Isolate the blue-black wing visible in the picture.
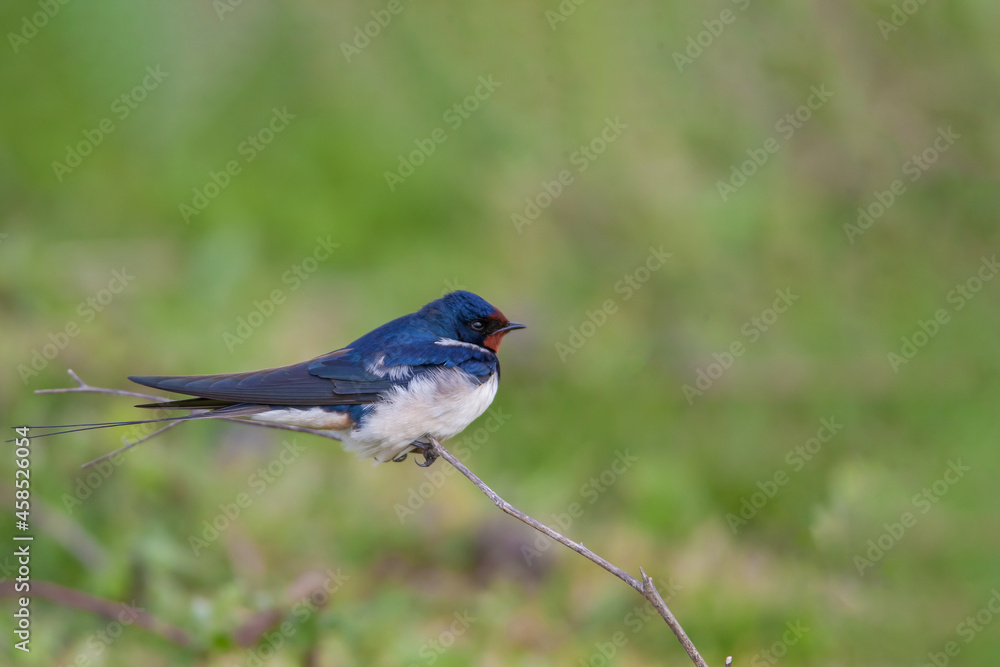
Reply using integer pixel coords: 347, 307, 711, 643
130, 348, 395, 406
130, 341, 499, 407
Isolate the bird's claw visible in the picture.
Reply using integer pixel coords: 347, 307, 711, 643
390, 441, 437, 466
410, 441, 438, 467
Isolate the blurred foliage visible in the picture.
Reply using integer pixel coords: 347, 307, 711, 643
2, 0, 1000, 665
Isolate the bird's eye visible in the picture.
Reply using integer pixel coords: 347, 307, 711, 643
470, 320, 485, 332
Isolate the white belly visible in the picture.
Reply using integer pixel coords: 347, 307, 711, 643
246, 369, 499, 464
349, 369, 498, 463
250, 407, 354, 431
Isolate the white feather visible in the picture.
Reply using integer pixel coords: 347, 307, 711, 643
347, 368, 498, 463
435, 338, 483, 352
250, 407, 353, 431
246, 368, 499, 465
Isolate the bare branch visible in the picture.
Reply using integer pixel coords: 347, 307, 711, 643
35, 369, 164, 401
640, 566, 710, 667
0, 572, 337, 653
0, 580, 190, 646
35, 370, 725, 665
429, 437, 713, 667
81, 420, 183, 469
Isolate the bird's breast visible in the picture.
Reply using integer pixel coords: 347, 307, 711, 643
358, 368, 498, 443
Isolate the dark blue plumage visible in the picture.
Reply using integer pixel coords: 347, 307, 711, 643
124, 291, 524, 464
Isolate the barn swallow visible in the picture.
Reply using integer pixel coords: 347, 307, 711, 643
28, 291, 524, 466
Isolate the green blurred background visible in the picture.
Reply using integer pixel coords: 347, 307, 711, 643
3, 0, 1000, 664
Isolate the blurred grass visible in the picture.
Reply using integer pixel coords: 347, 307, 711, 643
2, 0, 1000, 664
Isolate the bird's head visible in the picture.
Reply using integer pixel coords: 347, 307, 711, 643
420, 291, 525, 352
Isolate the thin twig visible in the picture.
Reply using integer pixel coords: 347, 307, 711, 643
431, 439, 641, 593
81, 421, 182, 469
0, 580, 191, 645
640, 566, 708, 665
428, 438, 712, 667
0, 573, 336, 653
35, 368, 163, 401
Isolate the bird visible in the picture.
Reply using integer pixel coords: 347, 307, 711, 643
27, 291, 524, 466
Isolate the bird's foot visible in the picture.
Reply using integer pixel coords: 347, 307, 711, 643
409, 440, 438, 467
391, 452, 408, 463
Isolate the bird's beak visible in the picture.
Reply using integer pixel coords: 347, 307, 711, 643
497, 322, 526, 333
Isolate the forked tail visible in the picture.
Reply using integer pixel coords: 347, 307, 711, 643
7, 402, 261, 442
7, 414, 210, 442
